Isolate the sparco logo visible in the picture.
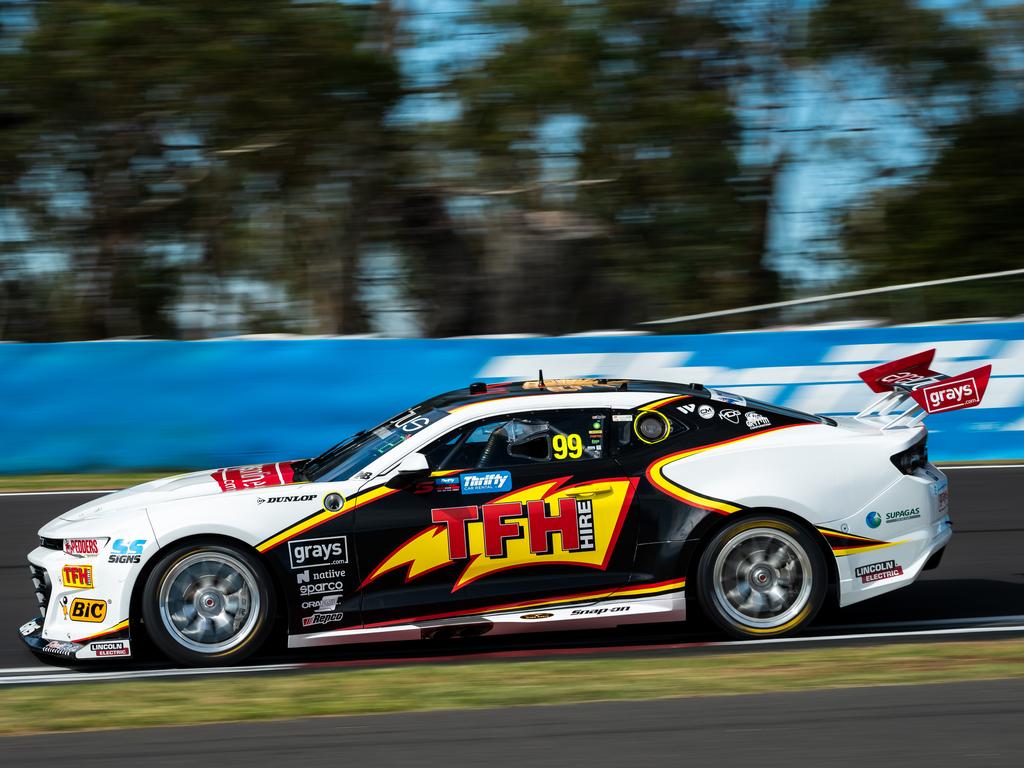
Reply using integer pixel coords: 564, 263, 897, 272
258, 494, 317, 505
854, 559, 904, 583
299, 581, 345, 596
287, 536, 348, 570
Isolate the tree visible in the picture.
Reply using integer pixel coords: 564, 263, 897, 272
399, 0, 776, 335
838, 110, 1024, 322
0, 0, 400, 339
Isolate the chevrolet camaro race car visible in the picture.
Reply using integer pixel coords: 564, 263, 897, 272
18, 349, 990, 666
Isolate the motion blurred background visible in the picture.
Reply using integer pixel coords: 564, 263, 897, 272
3, 0, 1024, 339
0, 0, 1022, 471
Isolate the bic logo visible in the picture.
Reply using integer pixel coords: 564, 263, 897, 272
61, 564, 94, 589
69, 598, 107, 623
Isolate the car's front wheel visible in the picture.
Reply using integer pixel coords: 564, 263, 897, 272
141, 539, 275, 666
696, 516, 826, 638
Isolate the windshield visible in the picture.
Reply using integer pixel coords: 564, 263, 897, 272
303, 405, 450, 482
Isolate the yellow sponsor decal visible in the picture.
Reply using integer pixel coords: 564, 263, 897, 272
364, 477, 636, 591
69, 598, 107, 623
61, 564, 94, 589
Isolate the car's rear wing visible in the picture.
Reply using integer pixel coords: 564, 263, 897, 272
855, 349, 991, 429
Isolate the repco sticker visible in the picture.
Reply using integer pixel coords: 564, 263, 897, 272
287, 536, 349, 570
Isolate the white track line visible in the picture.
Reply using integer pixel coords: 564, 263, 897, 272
939, 464, 1024, 470
705, 623, 1024, 649
0, 662, 303, 686
0, 489, 116, 497
2, 623, 1024, 686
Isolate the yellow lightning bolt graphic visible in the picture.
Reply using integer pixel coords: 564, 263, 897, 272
362, 477, 636, 592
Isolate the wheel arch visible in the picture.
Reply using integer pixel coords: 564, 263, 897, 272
128, 532, 286, 645
683, 506, 839, 608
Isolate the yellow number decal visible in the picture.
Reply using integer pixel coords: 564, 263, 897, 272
568, 433, 583, 458
553, 434, 584, 460
553, 434, 567, 460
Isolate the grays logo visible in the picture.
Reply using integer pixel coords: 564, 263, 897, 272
287, 536, 349, 570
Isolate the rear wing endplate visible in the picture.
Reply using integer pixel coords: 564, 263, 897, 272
856, 349, 991, 429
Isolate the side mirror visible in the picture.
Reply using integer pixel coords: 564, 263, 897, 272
385, 452, 431, 488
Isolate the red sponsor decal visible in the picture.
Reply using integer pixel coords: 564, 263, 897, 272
859, 349, 940, 393
855, 559, 904, 583
213, 463, 295, 492
910, 366, 991, 414
64, 539, 100, 557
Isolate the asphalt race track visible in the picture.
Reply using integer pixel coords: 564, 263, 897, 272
2, 465, 1022, 674
3, 679, 1024, 767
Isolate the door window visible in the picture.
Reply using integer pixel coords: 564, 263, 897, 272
427, 410, 607, 470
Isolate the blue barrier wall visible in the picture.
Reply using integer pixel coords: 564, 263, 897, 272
1, 322, 1021, 472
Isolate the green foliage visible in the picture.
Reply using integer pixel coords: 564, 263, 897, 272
0, 0, 400, 339
0, 1, 1020, 338
840, 110, 1024, 322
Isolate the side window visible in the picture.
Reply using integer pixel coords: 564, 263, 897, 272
425, 411, 608, 470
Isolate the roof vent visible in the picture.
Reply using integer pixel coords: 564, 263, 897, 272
469, 382, 487, 395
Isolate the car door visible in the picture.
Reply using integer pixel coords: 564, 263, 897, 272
354, 408, 643, 627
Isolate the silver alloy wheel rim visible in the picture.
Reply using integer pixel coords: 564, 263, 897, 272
158, 551, 260, 654
712, 527, 813, 630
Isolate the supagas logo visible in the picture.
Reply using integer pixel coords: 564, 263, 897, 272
364, 477, 636, 591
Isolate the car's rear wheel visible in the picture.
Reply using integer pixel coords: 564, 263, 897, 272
142, 540, 274, 666
696, 516, 826, 638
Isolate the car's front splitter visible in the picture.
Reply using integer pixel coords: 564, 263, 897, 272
18, 616, 132, 663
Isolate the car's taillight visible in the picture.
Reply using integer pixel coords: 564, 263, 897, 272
891, 437, 928, 475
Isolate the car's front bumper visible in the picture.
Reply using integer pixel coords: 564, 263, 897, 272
18, 542, 137, 662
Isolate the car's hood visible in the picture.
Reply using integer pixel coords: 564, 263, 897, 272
58, 461, 305, 522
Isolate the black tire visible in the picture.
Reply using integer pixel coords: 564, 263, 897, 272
696, 515, 827, 639
141, 539, 275, 667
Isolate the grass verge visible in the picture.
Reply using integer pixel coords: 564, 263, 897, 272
3, 639, 1024, 736
0, 473, 173, 492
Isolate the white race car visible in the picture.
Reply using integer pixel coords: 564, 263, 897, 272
19, 350, 989, 666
